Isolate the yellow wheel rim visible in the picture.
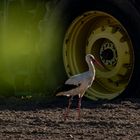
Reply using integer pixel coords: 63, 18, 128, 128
63, 11, 134, 100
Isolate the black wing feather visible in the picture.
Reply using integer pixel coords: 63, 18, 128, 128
55, 84, 80, 93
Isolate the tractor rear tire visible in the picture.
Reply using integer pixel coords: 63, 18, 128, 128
47, 0, 140, 100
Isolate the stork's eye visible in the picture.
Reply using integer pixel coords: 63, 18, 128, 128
90, 56, 94, 60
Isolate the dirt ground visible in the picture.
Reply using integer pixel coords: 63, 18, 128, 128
0, 96, 140, 140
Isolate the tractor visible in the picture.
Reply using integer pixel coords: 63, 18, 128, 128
0, 0, 140, 100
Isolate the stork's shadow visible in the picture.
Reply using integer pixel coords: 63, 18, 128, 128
0, 95, 140, 111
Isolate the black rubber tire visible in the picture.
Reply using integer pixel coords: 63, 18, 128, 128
48, 0, 140, 99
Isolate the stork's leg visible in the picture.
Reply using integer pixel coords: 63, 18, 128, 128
77, 96, 82, 120
64, 96, 73, 120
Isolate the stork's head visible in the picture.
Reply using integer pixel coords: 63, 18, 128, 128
86, 54, 95, 63
86, 54, 103, 67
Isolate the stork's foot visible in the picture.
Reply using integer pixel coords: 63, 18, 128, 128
64, 108, 68, 121
64, 107, 70, 121
77, 107, 81, 120
77, 112, 81, 120
63, 96, 73, 121
77, 96, 82, 120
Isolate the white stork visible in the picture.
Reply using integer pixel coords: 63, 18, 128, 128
56, 54, 102, 120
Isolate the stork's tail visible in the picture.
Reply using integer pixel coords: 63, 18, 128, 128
56, 92, 63, 96
56, 92, 70, 97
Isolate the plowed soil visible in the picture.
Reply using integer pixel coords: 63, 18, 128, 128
0, 97, 140, 140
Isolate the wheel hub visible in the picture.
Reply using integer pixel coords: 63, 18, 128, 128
100, 41, 118, 66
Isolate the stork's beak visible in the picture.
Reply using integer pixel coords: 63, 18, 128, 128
93, 59, 104, 68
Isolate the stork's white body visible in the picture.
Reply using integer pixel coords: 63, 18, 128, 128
56, 54, 96, 97
60, 71, 95, 97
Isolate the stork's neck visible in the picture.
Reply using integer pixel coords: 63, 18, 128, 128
87, 60, 95, 75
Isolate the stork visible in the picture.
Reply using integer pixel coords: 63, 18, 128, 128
56, 54, 102, 120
